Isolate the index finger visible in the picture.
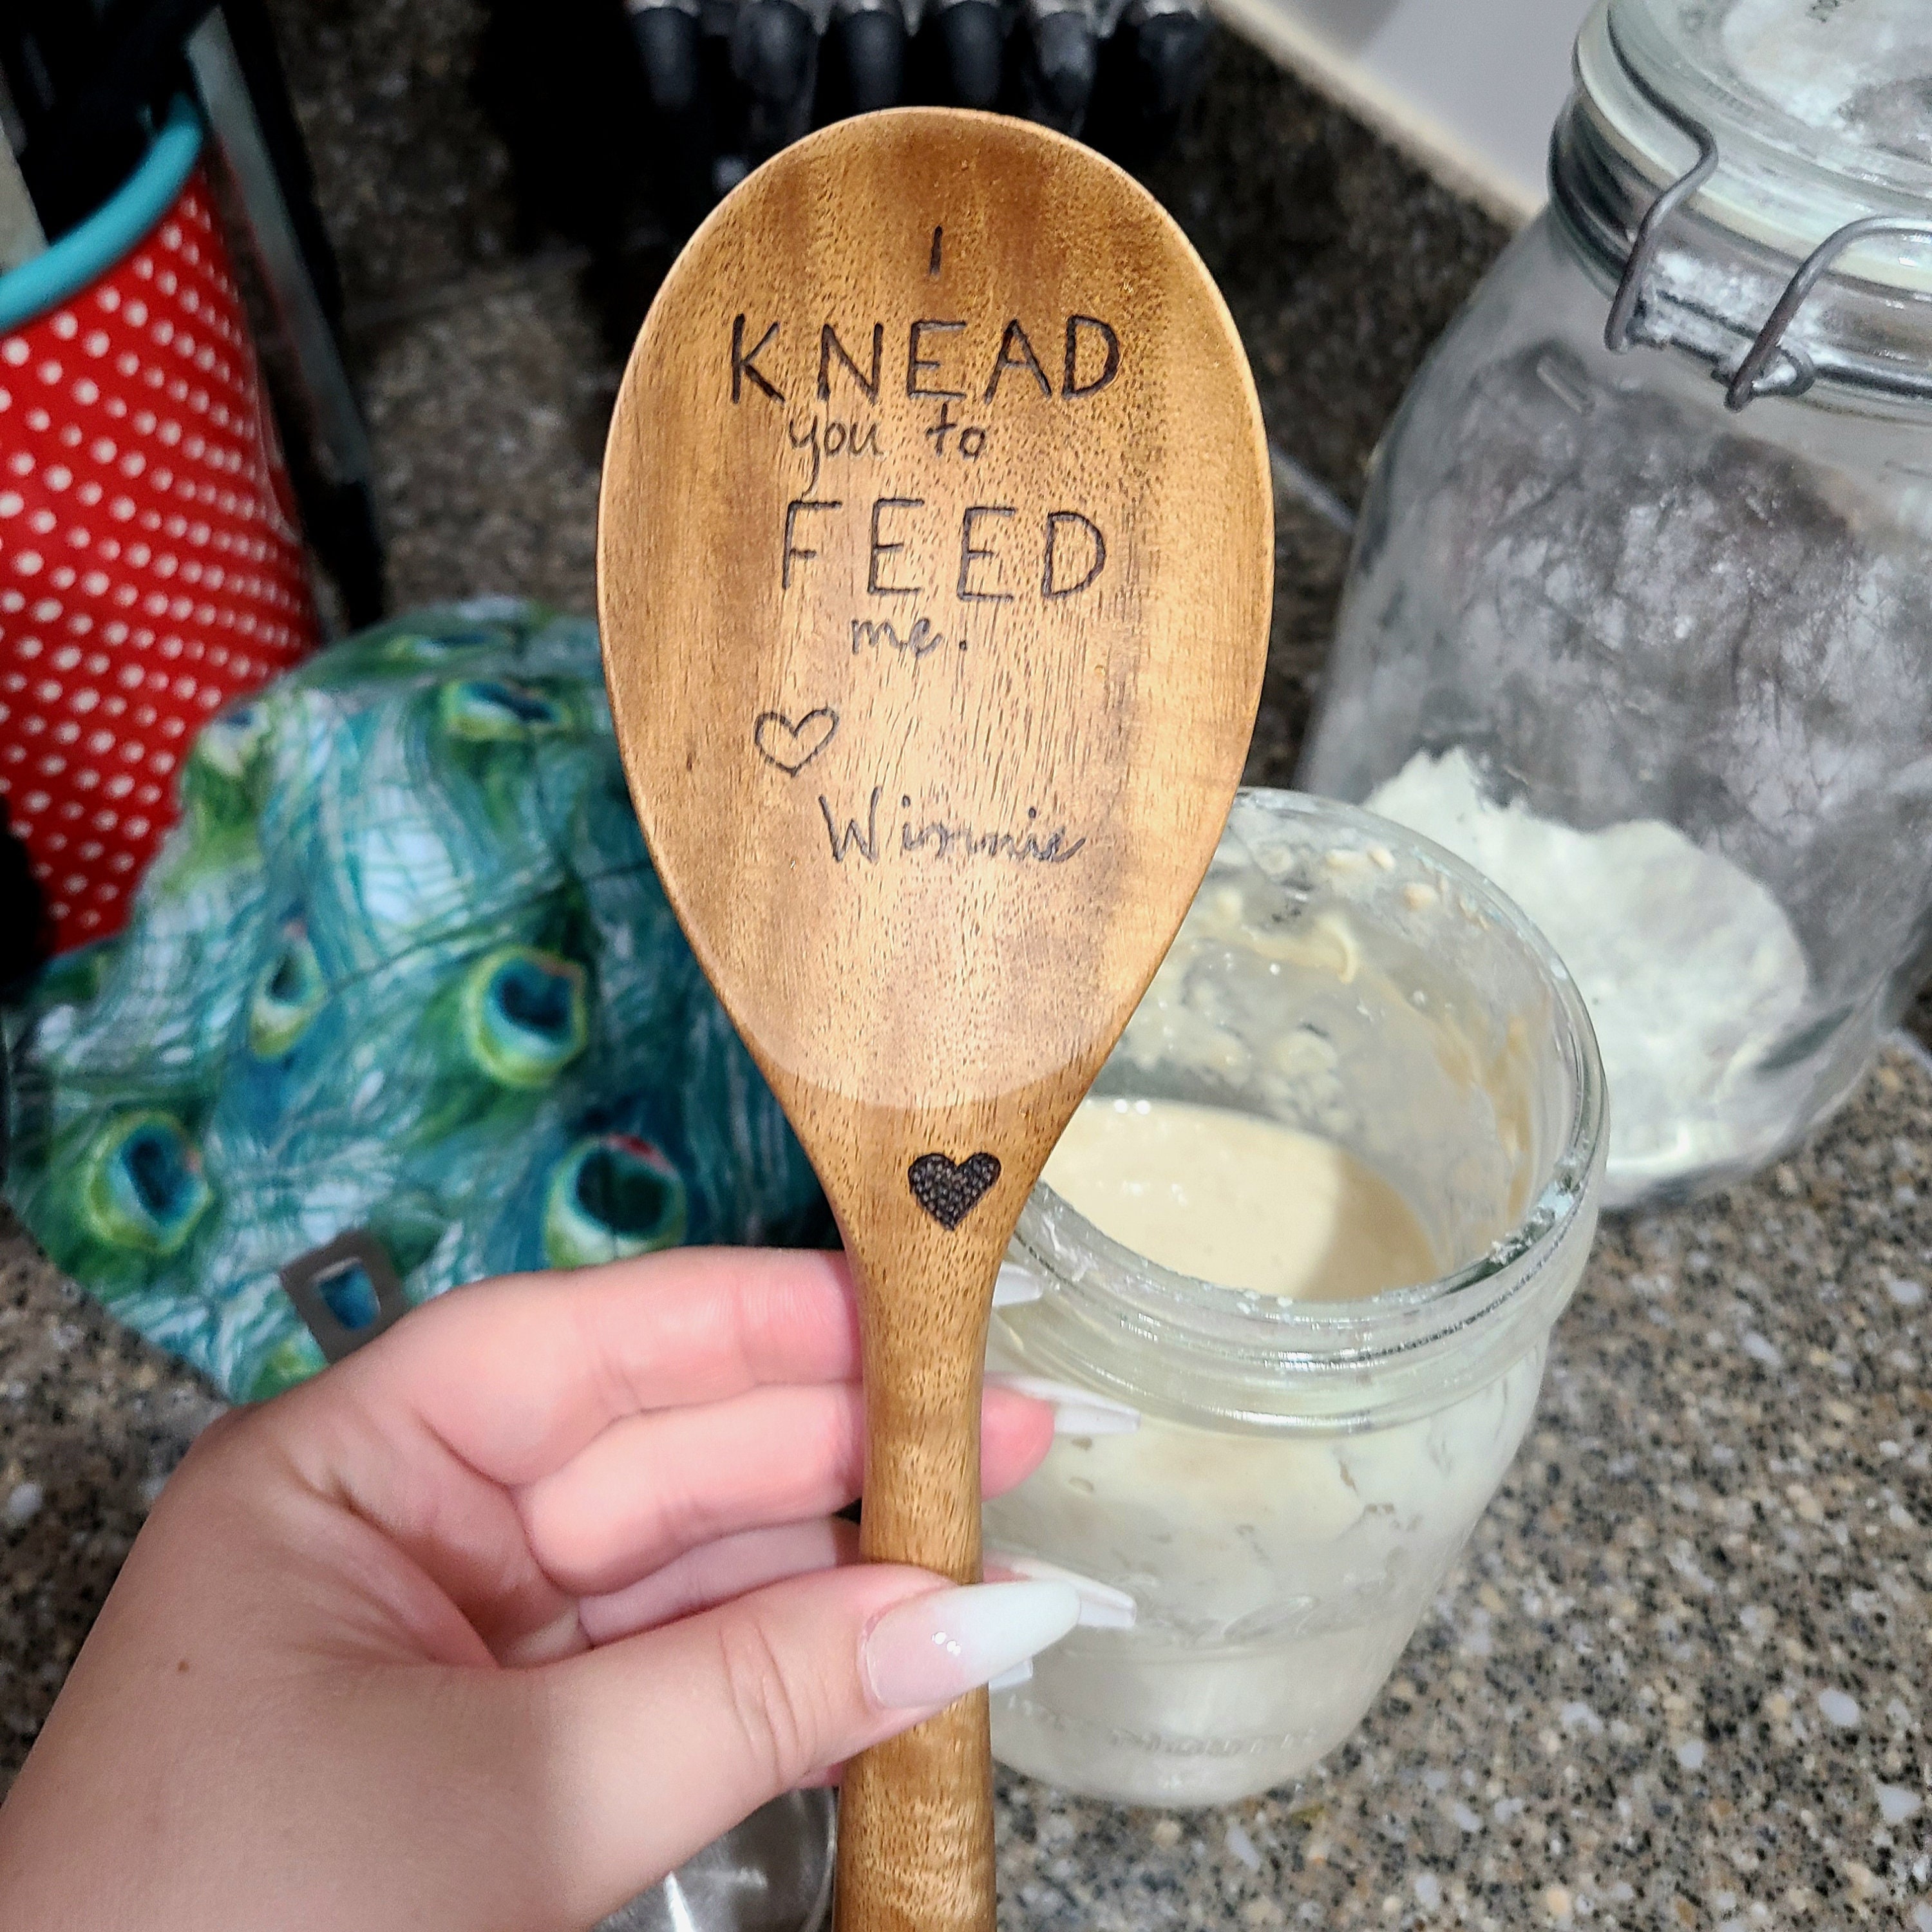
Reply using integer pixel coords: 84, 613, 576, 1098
330, 1247, 863, 1485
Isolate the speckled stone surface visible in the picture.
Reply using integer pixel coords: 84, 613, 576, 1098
5, 5, 1931, 1927
991, 1046, 1932, 1929
7, 1050, 1932, 1926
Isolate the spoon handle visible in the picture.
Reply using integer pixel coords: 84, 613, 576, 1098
838, 1697, 994, 1932
835, 1229, 1005, 1932
816, 1099, 1043, 1932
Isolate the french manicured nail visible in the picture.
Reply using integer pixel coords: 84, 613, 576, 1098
863, 1581, 1080, 1710
987, 1659, 1034, 1694
987, 1553, 1137, 1631
985, 1372, 1140, 1436
992, 1263, 1044, 1309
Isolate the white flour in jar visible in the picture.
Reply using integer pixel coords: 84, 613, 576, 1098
1365, 747, 1810, 1200
1719, 0, 1932, 166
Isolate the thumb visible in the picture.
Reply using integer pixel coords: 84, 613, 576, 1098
524, 1565, 1079, 1927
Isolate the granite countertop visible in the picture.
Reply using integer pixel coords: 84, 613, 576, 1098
3, 5, 1929, 1927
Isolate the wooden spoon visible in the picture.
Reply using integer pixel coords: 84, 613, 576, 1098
598, 107, 1271, 1932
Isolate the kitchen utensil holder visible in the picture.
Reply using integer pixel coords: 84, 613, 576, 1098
0, 98, 319, 951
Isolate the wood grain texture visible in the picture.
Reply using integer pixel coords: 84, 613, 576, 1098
596, 107, 1271, 1932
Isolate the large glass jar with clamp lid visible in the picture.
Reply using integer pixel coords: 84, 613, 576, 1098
1300, 0, 1932, 1209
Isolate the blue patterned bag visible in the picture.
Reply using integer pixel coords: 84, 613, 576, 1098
2, 600, 829, 1400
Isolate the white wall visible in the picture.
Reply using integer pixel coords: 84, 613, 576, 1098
1211, 0, 1600, 223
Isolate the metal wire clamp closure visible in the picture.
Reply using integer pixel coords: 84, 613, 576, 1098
1601, 14, 1718, 355
1725, 214, 1932, 410
1602, 12, 1932, 412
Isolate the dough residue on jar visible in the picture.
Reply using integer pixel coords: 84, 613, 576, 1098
1043, 1095, 1437, 1300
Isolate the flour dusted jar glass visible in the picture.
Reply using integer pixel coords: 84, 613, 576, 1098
1300, 0, 1932, 1208
983, 790, 1604, 1806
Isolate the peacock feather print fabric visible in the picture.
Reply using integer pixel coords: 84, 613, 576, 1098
2, 600, 829, 1401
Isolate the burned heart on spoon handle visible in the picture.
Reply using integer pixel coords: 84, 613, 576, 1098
908, 1150, 1002, 1229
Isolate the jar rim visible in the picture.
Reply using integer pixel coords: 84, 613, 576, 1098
1582, 0, 1932, 291
1009, 790, 1607, 1408
1552, 13, 1932, 406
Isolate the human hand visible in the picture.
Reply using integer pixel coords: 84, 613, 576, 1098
0, 1249, 1118, 1931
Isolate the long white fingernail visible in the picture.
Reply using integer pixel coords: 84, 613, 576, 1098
986, 1553, 1137, 1630
992, 1264, 1044, 1309
987, 1659, 1034, 1694
863, 1582, 1080, 1710
985, 1372, 1140, 1436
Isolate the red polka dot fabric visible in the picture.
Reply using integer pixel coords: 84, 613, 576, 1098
0, 165, 319, 953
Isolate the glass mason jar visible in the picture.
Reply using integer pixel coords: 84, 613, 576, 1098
1300, 0, 1932, 1208
984, 790, 1605, 1807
